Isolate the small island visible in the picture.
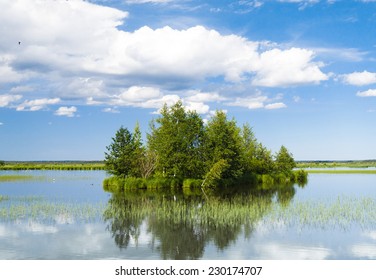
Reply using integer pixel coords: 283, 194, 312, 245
103, 101, 307, 192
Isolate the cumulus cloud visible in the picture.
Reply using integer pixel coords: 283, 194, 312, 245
125, 0, 172, 3
55, 106, 77, 117
252, 48, 328, 87
356, 89, 376, 97
0, 0, 328, 114
342, 71, 376, 86
16, 98, 60, 111
0, 94, 22, 107
228, 95, 268, 109
265, 102, 287, 109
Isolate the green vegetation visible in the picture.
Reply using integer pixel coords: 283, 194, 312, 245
104, 101, 307, 190
0, 161, 105, 171
297, 160, 376, 169
0, 175, 44, 182
0, 196, 105, 222
103, 188, 376, 256
306, 169, 376, 174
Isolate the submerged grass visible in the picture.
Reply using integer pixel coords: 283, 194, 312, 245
0, 175, 42, 182
104, 191, 376, 232
0, 196, 105, 223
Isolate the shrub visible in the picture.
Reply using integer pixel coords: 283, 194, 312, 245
182, 179, 203, 188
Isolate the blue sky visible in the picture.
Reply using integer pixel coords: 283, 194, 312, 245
1, 0, 376, 161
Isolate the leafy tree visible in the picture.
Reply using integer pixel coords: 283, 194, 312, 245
275, 145, 296, 174
203, 110, 243, 180
104, 126, 143, 177
252, 143, 274, 174
240, 123, 258, 174
130, 122, 145, 177
148, 101, 205, 178
0, 160, 5, 166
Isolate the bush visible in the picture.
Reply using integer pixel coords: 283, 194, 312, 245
146, 178, 171, 189
124, 177, 147, 189
293, 169, 308, 185
102, 176, 125, 193
182, 179, 203, 188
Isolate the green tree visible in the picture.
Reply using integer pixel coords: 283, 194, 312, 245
240, 123, 258, 174
130, 122, 145, 177
0, 160, 5, 166
104, 126, 144, 177
203, 110, 243, 180
252, 143, 274, 174
275, 145, 296, 174
148, 101, 205, 178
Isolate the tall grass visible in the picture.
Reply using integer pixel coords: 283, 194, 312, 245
0, 196, 105, 222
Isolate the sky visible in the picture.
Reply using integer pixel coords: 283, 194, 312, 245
1, 0, 376, 161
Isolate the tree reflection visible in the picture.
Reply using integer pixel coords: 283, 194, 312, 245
103, 182, 303, 259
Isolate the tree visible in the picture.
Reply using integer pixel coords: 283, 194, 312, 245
0, 160, 5, 167
252, 143, 274, 174
240, 123, 258, 174
104, 126, 142, 177
275, 145, 296, 175
148, 101, 205, 178
130, 122, 145, 177
203, 110, 243, 180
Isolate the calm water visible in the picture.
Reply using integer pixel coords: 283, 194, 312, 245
0, 170, 375, 260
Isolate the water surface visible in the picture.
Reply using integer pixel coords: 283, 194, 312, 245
0, 170, 375, 259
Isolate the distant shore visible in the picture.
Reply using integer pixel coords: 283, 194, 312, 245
0, 161, 105, 170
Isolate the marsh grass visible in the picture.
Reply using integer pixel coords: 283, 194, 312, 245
104, 191, 376, 231
0, 196, 105, 223
0, 162, 105, 171
0, 175, 44, 182
265, 196, 376, 229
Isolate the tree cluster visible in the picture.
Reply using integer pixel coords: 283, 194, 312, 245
104, 101, 296, 186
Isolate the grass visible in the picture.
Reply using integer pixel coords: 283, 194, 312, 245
0, 175, 42, 182
0, 196, 105, 222
104, 190, 376, 231
297, 160, 376, 169
0, 161, 105, 171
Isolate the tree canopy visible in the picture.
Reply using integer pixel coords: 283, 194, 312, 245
104, 101, 298, 187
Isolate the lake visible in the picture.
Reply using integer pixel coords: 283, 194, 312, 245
0, 170, 375, 260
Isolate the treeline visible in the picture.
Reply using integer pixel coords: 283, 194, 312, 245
104, 101, 307, 191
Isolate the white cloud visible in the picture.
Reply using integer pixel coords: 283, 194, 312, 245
265, 102, 287, 109
118, 86, 162, 103
227, 95, 268, 109
356, 89, 376, 97
0, 122, 3, 126
184, 101, 210, 114
342, 71, 376, 86
0, 0, 328, 115
0, 94, 22, 107
102, 107, 120, 113
55, 106, 77, 117
125, 0, 172, 3
16, 98, 60, 111
252, 48, 328, 87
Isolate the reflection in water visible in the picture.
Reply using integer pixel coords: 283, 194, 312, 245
103, 182, 299, 259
